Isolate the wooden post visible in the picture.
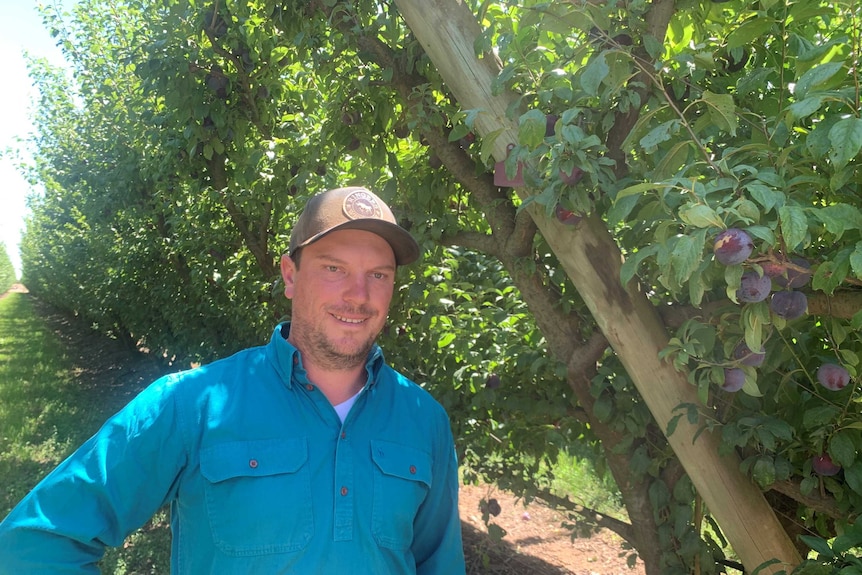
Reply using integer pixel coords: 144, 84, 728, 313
392, 0, 802, 572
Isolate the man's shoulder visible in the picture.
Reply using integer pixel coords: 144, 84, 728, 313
153, 344, 269, 395
376, 365, 447, 412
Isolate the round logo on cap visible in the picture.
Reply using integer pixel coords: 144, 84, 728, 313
343, 189, 383, 220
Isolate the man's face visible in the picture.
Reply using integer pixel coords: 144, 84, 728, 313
281, 228, 396, 371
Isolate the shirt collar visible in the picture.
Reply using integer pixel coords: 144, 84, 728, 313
267, 322, 385, 389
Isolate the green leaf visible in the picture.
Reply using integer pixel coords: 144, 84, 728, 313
829, 118, 862, 170
752, 457, 775, 488
702, 91, 737, 136
616, 182, 664, 199
620, 244, 660, 286
851, 242, 862, 279
745, 183, 785, 212
679, 204, 724, 229
845, 461, 862, 496
671, 232, 705, 287
830, 430, 858, 468
726, 18, 775, 50
580, 51, 609, 96
437, 332, 456, 348
799, 535, 836, 560
787, 96, 824, 121
778, 205, 808, 250
804, 405, 841, 429
818, 204, 862, 237
639, 120, 679, 149
518, 109, 548, 149
795, 61, 843, 100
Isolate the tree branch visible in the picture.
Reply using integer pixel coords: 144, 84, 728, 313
533, 487, 635, 543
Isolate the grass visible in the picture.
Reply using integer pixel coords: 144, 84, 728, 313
551, 451, 625, 518
0, 292, 94, 515
0, 292, 171, 573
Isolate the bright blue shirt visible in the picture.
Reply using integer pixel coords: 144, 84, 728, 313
0, 323, 466, 574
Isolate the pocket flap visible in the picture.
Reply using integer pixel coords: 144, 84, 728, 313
200, 438, 307, 483
370, 439, 432, 487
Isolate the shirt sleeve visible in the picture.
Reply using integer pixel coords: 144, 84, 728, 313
0, 375, 187, 574
412, 413, 466, 575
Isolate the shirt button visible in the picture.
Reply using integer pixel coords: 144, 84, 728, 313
340, 486, 349, 496
341, 431, 347, 440
409, 465, 417, 475
306, 384, 314, 391
249, 459, 259, 469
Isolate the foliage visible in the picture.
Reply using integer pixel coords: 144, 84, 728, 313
14, 0, 862, 572
0, 243, 16, 293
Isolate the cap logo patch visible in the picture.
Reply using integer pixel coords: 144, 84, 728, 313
343, 189, 382, 220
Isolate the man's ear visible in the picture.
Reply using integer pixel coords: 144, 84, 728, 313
281, 254, 297, 299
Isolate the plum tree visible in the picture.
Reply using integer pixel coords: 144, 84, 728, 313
817, 364, 851, 391
737, 271, 771, 303
713, 229, 754, 265
770, 290, 808, 320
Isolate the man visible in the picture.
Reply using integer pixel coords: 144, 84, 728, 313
0, 186, 466, 574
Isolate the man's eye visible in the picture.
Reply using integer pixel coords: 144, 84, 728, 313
327, 266, 340, 273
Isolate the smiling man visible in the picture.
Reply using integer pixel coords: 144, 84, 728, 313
0, 186, 467, 574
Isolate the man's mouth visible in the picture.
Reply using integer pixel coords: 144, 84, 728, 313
333, 314, 365, 324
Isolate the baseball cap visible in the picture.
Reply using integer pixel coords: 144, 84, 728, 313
288, 186, 420, 266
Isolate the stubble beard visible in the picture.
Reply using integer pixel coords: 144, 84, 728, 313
307, 328, 375, 371
292, 311, 379, 372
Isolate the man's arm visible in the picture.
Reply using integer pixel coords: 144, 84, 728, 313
0, 375, 187, 574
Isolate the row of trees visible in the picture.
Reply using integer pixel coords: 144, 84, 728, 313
0, 244, 16, 294
17, 0, 862, 573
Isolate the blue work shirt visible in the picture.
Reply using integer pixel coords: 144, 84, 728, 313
0, 323, 466, 574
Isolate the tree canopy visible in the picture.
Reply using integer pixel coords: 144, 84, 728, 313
0, 243, 16, 294
17, 0, 862, 573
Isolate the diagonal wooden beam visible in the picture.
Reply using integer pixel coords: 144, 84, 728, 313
392, 0, 802, 572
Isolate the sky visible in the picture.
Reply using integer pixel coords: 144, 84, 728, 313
0, 1, 75, 277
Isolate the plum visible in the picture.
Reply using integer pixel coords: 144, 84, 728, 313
817, 363, 850, 391
554, 204, 583, 226
737, 271, 771, 303
545, 114, 559, 138
485, 373, 501, 389
559, 166, 585, 186
722, 367, 745, 392
812, 453, 841, 476
714, 228, 754, 265
767, 256, 812, 288
732, 341, 765, 367
770, 290, 807, 320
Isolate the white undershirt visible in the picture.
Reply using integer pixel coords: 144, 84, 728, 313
333, 389, 362, 422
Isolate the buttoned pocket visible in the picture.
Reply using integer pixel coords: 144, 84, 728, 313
200, 438, 313, 556
370, 439, 431, 549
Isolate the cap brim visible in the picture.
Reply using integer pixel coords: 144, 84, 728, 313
293, 219, 421, 266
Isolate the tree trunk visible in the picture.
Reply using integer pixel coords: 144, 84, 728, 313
393, 0, 802, 572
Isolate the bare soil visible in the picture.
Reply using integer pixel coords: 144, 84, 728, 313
10, 285, 645, 575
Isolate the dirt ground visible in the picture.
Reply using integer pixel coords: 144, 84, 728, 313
8, 284, 645, 575
459, 482, 645, 575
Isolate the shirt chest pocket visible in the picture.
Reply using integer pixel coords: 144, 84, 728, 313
200, 438, 313, 556
370, 439, 432, 549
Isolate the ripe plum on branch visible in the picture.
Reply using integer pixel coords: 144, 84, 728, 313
714, 228, 754, 265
